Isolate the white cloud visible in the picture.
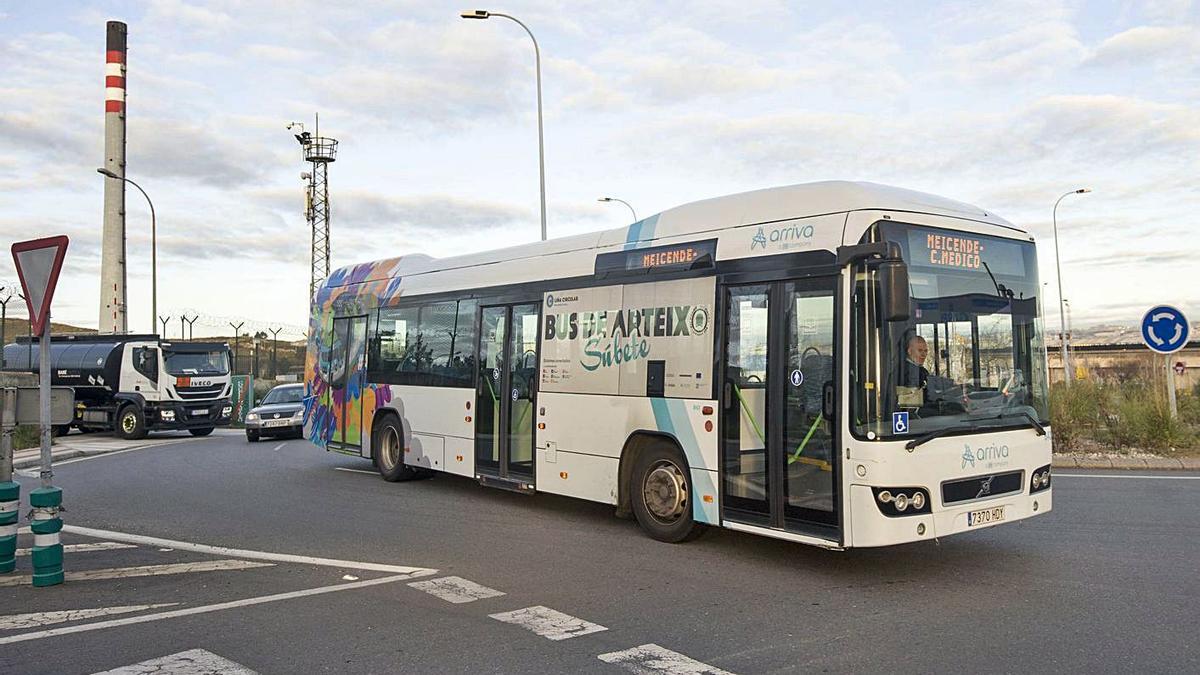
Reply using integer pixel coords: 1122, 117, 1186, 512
1084, 25, 1199, 68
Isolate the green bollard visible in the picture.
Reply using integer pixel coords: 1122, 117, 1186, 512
0, 481, 18, 574
29, 486, 63, 586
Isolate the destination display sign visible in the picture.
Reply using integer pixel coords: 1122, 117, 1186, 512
595, 239, 716, 277
904, 226, 1027, 277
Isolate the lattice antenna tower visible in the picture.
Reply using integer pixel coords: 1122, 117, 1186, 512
290, 114, 338, 299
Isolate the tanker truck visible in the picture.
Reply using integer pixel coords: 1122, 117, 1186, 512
2, 334, 234, 439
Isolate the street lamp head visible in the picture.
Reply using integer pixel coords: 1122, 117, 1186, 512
461, 9, 490, 19
96, 168, 119, 178
1076, 188, 1092, 194
598, 197, 612, 203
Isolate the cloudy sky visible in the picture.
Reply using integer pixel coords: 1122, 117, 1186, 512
1, 0, 1197, 339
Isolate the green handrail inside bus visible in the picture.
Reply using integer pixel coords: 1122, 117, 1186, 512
731, 383, 766, 446
787, 414, 824, 466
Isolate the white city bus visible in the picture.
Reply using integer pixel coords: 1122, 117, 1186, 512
305, 181, 1052, 548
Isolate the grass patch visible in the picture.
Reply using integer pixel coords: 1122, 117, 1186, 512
1051, 379, 1199, 455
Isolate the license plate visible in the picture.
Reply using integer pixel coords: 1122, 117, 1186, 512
190, 409, 207, 416
967, 506, 1005, 527
263, 419, 291, 428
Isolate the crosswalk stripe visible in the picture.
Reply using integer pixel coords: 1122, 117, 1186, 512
90, 648, 257, 674
0, 604, 179, 631
489, 605, 607, 641
16, 542, 137, 556
408, 576, 505, 604
0, 559, 273, 587
598, 644, 736, 674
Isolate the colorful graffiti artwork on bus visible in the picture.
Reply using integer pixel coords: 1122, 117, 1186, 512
304, 256, 408, 449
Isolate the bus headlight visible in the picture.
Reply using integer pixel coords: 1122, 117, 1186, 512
1030, 464, 1051, 494
871, 487, 931, 517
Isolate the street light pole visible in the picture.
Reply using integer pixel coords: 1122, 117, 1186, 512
598, 197, 637, 222
462, 9, 547, 241
97, 168, 155, 332
1052, 188, 1091, 387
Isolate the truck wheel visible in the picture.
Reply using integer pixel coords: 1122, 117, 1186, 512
116, 405, 147, 440
374, 415, 419, 482
51, 424, 70, 438
630, 442, 704, 543
189, 427, 214, 437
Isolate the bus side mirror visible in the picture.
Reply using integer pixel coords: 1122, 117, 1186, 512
879, 259, 910, 322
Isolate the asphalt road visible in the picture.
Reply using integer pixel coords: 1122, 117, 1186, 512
2, 431, 1197, 674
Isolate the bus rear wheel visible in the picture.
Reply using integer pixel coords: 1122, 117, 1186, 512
631, 443, 704, 543
374, 415, 419, 482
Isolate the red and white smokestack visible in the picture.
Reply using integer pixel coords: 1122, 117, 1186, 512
99, 20, 128, 334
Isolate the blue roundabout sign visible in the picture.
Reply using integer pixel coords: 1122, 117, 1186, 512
1141, 305, 1190, 355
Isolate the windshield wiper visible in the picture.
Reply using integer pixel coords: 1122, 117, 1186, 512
904, 422, 977, 450
978, 410, 1047, 436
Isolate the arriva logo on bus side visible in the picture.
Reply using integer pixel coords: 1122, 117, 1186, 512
962, 442, 1010, 469
750, 223, 815, 251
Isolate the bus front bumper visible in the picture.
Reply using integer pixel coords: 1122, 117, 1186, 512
848, 484, 1052, 548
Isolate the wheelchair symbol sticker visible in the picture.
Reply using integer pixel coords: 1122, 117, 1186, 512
892, 412, 909, 434
493, 368, 500, 381
512, 388, 519, 401
790, 369, 804, 387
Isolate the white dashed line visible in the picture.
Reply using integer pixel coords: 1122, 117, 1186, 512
0, 573, 417, 645
1053, 473, 1200, 480
272, 443, 286, 452
598, 643, 736, 674
409, 576, 506, 604
489, 605, 607, 641
16, 542, 137, 556
0, 559, 273, 587
90, 648, 258, 674
334, 467, 376, 476
62, 524, 437, 576
0, 604, 180, 631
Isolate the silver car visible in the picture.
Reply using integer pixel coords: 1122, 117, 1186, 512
245, 383, 305, 442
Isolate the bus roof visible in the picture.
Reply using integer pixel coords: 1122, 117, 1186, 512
326, 180, 1018, 289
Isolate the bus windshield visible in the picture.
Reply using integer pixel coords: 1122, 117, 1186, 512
851, 222, 1049, 440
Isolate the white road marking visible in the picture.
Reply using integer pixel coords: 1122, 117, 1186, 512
62, 524, 437, 576
334, 467, 377, 476
409, 576, 505, 604
0, 573, 418, 645
272, 443, 285, 452
1053, 473, 1200, 480
16, 541, 136, 556
51, 442, 186, 467
91, 648, 257, 674
0, 559, 273, 587
0, 604, 179, 631
489, 606, 607, 641
598, 644, 736, 674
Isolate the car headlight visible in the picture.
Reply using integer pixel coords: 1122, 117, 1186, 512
246, 413, 258, 421
292, 410, 305, 419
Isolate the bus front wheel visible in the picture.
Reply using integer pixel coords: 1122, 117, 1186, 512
374, 415, 419, 482
631, 443, 704, 543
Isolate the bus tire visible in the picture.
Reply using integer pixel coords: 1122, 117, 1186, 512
374, 415, 419, 482
630, 442, 704, 543
189, 427, 214, 437
116, 405, 147, 441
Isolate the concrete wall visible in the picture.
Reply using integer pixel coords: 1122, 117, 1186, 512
1047, 343, 1199, 391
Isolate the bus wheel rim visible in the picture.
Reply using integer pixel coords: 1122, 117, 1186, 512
643, 460, 687, 523
382, 426, 401, 470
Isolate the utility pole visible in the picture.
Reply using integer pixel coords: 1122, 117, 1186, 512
269, 327, 283, 380
289, 115, 338, 300
229, 321, 244, 375
0, 288, 13, 368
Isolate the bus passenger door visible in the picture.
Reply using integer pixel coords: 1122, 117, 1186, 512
331, 315, 369, 448
475, 303, 540, 486
721, 277, 839, 538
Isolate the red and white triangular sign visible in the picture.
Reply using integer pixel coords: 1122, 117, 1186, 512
11, 235, 69, 336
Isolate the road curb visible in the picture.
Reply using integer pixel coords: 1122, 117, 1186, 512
11, 436, 198, 470
1052, 454, 1195, 470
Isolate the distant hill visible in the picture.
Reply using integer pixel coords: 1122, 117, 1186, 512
2, 318, 96, 341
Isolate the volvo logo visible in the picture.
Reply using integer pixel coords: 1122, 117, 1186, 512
976, 475, 995, 499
